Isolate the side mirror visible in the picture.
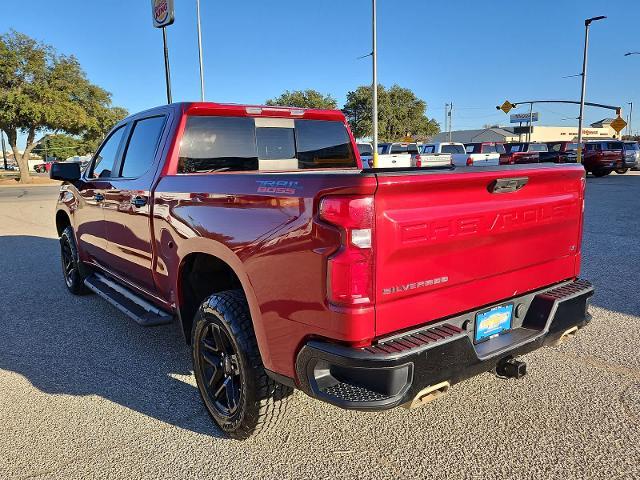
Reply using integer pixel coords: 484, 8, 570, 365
50, 162, 81, 182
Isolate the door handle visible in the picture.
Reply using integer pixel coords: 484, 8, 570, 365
131, 196, 148, 208
94, 193, 104, 202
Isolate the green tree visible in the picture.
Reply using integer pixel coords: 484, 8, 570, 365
0, 31, 127, 182
266, 89, 337, 110
343, 84, 439, 141
33, 134, 90, 160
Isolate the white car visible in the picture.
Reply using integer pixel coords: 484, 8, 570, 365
422, 142, 499, 167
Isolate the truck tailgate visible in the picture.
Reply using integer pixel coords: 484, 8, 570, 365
373, 165, 585, 336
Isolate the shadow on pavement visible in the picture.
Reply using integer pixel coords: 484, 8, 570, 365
0, 235, 226, 439
582, 173, 640, 317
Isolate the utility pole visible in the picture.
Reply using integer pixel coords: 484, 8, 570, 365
448, 102, 453, 142
196, 0, 205, 101
162, 27, 173, 104
371, 0, 379, 167
1, 131, 7, 170
628, 101, 633, 137
577, 16, 606, 163
527, 102, 533, 142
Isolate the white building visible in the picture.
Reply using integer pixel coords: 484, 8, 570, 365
432, 119, 618, 144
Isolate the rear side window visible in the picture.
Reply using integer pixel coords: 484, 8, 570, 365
120, 116, 166, 178
294, 120, 356, 169
91, 126, 126, 178
178, 117, 258, 173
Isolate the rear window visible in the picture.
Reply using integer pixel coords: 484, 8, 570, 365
528, 144, 548, 152
390, 144, 408, 154
605, 142, 623, 151
506, 143, 524, 153
295, 119, 356, 169
178, 117, 258, 173
358, 143, 373, 156
421, 145, 435, 154
441, 144, 465, 154
177, 116, 356, 173
465, 144, 479, 154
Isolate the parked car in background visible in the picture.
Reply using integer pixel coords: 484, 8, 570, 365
621, 141, 639, 173
421, 142, 483, 167
357, 142, 373, 167
375, 142, 418, 169
33, 160, 56, 173
500, 142, 548, 165
583, 140, 625, 177
462, 142, 503, 166
540, 141, 579, 163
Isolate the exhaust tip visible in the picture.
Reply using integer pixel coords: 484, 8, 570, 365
551, 326, 579, 347
402, 381, 450, 409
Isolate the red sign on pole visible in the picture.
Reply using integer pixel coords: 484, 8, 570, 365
152, 0, 175, 28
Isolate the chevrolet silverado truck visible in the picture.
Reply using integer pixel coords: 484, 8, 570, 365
51, 102, 593, 439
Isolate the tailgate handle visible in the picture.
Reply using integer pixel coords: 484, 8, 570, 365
489, 177, 528, 194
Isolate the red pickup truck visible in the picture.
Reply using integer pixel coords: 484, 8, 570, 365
500, 142, 548, 165
51, 102, 593, 439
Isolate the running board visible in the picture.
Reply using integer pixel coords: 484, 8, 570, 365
84, 273, 173, 327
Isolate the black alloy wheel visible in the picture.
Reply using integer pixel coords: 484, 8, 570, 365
196, 321, 242, 417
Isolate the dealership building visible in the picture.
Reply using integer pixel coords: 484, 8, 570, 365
432, 118, 618, 144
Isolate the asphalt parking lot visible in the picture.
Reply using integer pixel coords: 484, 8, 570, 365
1, 174, 639, 480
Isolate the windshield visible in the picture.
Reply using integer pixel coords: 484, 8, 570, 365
624, 142, 639, 151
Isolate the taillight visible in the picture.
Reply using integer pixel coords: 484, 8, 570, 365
319, 195, 374, 306
415, 154, 422, 167
466, 157, 473, 166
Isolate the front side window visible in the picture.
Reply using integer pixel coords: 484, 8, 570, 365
295, 119, 356, 169
120, 116, 166, 178
91, 126, 126, 178
178, 117, 258, 173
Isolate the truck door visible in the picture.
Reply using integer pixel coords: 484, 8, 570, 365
74, 126, 128, 267
102, 115, 169, 295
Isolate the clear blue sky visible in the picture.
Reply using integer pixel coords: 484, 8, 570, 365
2, 0, 640, 146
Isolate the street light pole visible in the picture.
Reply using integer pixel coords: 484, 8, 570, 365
577, 16, 606, 163
196, 0, 205, 101
371, 0, 378, 168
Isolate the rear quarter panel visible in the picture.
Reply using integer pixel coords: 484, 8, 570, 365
152, 172, 377, 377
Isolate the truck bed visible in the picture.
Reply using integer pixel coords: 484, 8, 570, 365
372, 163, 584, 336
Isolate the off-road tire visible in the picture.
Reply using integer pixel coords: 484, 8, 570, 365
192, 290, 293, 440
60, 226, 90, 295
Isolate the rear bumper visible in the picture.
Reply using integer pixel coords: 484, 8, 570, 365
295, 279, 593, 411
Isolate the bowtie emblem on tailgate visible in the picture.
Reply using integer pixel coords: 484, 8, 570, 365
488, 177, 528, 194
